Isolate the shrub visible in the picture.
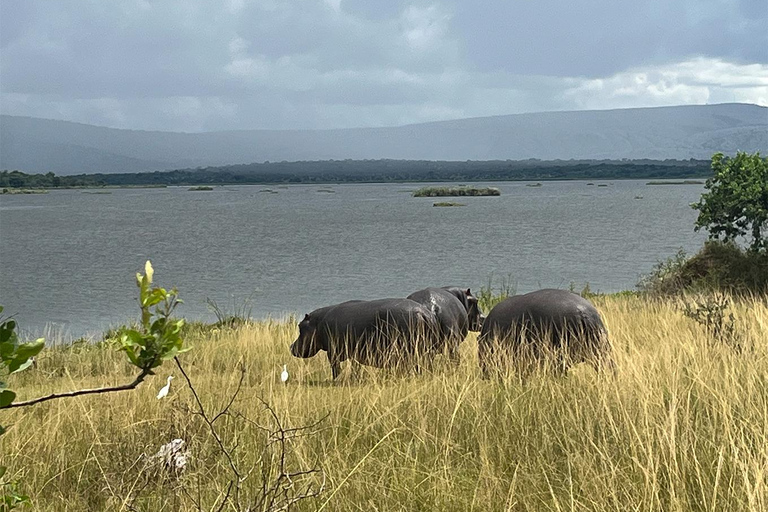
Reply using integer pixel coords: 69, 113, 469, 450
638, 241, 768, 295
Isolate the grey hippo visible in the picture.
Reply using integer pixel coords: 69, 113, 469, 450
406, 287, 484, 363
478, 289, 615, 377
290, 298, 441, 379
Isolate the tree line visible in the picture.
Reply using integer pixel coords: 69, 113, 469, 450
1, 158, 712, 188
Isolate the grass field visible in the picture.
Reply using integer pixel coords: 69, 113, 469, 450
2, 295, 767, 511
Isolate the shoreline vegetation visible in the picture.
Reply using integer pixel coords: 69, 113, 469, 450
414, 186, 501, 197
0, 158, 712, 189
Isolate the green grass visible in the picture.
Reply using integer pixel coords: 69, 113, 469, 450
2, 295, 767, 511
413, 186, 501, 197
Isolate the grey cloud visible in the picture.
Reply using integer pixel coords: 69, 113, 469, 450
453, 0, 767, 77
0, 0, 765, 132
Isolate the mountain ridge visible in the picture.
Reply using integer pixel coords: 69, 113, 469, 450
1, 103, 766, 175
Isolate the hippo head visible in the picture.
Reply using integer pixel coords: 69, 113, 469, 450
290, 313, 324, 358
443, 287, 485, 331
464, 289, 485, 331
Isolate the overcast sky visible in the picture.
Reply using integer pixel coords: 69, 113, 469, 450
1, 0, 766, 131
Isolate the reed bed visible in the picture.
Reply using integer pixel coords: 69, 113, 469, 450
2, 295, 767, 511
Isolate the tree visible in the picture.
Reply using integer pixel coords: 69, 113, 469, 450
692, 152, 768, 252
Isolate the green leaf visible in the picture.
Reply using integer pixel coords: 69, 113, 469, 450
142, 288, 167, 308
8, 338, 44, 374
119, 329, 144, 349
0, 465, 6, 480
0, 321, 17, 345
0, 390, 16, 408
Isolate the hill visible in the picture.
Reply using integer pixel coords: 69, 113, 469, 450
1, 103, 766, 175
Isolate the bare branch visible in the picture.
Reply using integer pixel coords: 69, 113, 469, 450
2, 368, 152, 409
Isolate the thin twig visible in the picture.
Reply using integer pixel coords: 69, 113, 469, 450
211, 365, 246, 424
212, 481, 234, 512
3, 368, 152, 409
173, 356, 244, 509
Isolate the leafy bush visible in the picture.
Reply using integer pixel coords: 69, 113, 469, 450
118, 261, 188, 371
638, 242, 768, 295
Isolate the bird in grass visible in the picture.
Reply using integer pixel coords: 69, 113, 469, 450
157, 375, 173, 399
280, 364, 289, 384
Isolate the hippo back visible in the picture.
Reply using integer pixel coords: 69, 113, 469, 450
407, 287, 468, 342
482, 289, 605, 342
479, 289, 611, 373
318, 298, 440, 368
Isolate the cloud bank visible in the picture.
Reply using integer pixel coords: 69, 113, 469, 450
1, 0, 766, 131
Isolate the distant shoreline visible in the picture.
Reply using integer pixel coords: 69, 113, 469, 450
1, 158, 713, 189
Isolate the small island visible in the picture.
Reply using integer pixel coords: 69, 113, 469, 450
2, 188, 48, 194
526, 182, 543, 187
413, 186, 501, 197
646, 180, 705, 185
189, 186, 214, 191
433, 201, 466, 207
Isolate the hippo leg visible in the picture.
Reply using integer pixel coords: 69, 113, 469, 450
327, 350, 343, 379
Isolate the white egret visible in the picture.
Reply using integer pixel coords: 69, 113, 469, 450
280, 364, 289, 384
157, 375, 173, 399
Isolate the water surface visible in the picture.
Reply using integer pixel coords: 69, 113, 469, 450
0, 181, 706, 338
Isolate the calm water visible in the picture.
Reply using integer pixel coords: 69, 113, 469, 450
0, 181, 706, 339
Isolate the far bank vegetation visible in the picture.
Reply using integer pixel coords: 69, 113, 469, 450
413, 186, 500, 197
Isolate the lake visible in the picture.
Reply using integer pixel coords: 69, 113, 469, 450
0, 180, 707, 339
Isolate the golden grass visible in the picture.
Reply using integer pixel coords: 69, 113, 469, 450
2, 296, 767, 511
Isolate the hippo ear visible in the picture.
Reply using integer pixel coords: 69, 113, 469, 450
466, 288, 471, 296
303, 313, 310, 320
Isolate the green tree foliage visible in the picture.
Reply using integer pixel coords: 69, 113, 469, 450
2, 159, 711, 188
693, 152, 768, 252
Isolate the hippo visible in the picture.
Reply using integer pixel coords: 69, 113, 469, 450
477, 289, 614, 377
290, 298, 441, 379
406, 287, 484, 362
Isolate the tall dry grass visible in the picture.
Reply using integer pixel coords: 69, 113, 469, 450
2, 295, 767, 511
